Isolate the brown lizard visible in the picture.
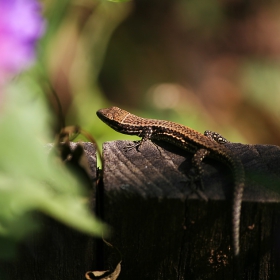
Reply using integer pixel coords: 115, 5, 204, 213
97, 106, 244, 275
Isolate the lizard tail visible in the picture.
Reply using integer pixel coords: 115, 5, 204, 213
232, 180, 245, 256
228, 155, 245, 279
232, 175, 245, 280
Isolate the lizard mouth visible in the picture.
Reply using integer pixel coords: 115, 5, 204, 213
96, 108, 115, 126
96, 108, 109, 119
96, 109, 120, 132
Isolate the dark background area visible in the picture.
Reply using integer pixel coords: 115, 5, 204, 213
44, 0, 280, 146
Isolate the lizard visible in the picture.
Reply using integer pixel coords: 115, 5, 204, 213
97, 106, 244, 273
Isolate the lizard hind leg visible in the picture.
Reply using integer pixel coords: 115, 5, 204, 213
204, 130, 229, 144
188, 148, 210, 200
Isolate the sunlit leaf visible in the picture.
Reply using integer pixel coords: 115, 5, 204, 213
0, 79, 107, 242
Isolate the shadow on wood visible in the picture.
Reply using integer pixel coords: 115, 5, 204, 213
0, 142, 98, 280
2, 140, 280, 279
101, 140, 280, 280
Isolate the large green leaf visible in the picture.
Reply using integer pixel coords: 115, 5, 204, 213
0, 79, 106, 243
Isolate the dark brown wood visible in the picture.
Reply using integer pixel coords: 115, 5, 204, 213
1, 142, 98, 280
101, 140, 280, 279
3, 140, 280, 279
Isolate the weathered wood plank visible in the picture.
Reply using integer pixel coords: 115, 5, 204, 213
3, 140, 280, 279
101, 140, 280, 279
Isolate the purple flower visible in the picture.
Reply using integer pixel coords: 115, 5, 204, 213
0, 0, 45, 85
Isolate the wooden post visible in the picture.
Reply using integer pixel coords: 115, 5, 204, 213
3, 140, 280, 279
101, 140, 280, 279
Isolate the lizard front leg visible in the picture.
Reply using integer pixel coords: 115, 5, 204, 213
123, 127, 153, 152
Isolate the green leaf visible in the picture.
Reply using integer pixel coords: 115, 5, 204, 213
0, 78, 107, 242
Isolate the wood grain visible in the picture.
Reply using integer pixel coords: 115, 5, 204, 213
3, 140, 280, 279
102, 140, 280, 279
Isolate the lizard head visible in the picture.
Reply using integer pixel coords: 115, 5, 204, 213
96, 107, 135, 134
97, 107, 130, 123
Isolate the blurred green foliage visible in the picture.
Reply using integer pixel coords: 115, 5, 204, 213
2, 0, 280, 275
0, 0, 134, 265
0, 77, 106, 261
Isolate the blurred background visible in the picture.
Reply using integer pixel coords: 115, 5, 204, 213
2, 1, 280, 277
41, 0, 280, 147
